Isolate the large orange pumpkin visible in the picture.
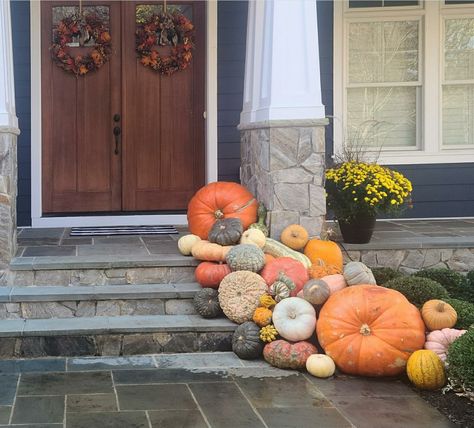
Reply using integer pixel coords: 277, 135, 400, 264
304, 239, 343, 271
187, 182, 258, 239
317, 285, 425, 377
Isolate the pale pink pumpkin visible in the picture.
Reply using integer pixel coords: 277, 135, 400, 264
320, 274, 347, 295
424, 328, 466, 362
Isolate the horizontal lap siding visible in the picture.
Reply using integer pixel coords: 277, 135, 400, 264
217, 0, 247, 183
11, 0, 31, 226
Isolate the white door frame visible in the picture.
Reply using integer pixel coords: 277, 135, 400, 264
30, 1, 218, 228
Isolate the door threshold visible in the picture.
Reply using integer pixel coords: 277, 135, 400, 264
31, 214, 188, 228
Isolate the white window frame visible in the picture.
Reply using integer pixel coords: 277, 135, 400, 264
334, 0, 474, 164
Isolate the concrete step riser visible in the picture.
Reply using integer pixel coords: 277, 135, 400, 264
0, 331, 233, 359
4, 266, 196, 286
0, 298, 197, 320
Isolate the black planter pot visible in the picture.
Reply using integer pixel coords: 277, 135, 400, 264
338, 214, 376, 244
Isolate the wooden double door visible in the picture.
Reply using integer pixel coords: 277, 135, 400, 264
41, 1, 205, 214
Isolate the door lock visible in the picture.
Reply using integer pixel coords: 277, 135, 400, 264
113, 126, 121, 155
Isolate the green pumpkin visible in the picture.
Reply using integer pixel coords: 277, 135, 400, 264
225, 244, 265, 272
193, 288, 223, 318
248, 203, 269, 237
269, 273, 295, 302
232, 321, 264, 359
208, 218, 243, 246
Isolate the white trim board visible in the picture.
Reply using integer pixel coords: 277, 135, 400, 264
30, 1, 218, 228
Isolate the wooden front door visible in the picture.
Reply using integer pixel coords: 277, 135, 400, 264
41, 1, 205, 214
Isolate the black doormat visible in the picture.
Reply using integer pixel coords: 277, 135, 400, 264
70, 225, 178, 236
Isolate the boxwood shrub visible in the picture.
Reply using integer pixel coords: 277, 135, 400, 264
446, 328, 474, 398
444, 298, 474, 330
371, 267, 403, 286
383, 276, 449, 307
413, 268, 473, 303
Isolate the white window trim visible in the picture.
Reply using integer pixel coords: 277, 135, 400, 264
334, 0, 474, 164
30, 1, 218, 228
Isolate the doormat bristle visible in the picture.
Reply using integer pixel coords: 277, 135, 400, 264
70, 226, 178, 236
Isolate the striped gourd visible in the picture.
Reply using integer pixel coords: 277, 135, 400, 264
263, 238, 311, 268
406, 350, 446, 390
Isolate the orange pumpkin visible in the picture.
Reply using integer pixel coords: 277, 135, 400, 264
317, 285, 425, 377
187, 182, 258, 239
304, 239, 343, 271
308, 259, 341, 279
280, 225, 309, 251
195, 261, 231, 288
261, 257, 309, 296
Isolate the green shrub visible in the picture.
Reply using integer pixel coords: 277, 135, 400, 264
446, 328, 474, 398
371, 267, 403, 285
413, 268, 473, 303
383, 276, 449, 307
444, 298, 474, 330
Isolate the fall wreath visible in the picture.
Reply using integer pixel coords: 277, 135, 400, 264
50, 13, 112, 77
135, 12, 194, 75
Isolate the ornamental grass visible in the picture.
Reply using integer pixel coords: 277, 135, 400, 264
325, 161, 412, 221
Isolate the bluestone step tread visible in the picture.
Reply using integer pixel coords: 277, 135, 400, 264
0, 283, 201, 303
9, 254, 199, 271
0, 315, 237, 337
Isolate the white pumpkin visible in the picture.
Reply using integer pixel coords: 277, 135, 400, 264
272, 297, 316, 341
306, 354, 335, 378
343, 261, 376, 286
178, 234, 201, 256
240, 229, 266, 248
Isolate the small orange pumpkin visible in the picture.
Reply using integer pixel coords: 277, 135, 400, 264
280, 225, 309, 251
421, 300, 457, 331
264, 253, 276, 265
253, 307, 273, 327
304, 238, 343, 271
308, 259, 341, 279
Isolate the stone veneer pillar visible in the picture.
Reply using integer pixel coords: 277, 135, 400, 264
239, 1, 327, 238
0, 0, 19, 268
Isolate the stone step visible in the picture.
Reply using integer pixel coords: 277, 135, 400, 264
5, 254, 198, 286
0, 283, 202, 319
0, 315, 236, 358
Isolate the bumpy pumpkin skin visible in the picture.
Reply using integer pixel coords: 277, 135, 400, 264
317, 285, 426, 377
261, 257, 309, 296
304, 239, 343, 271
208, 218, 243, 246
424, 328, 466, 362
187, 182, 258, 239
407, 350, 446, 390
218, 271, 267, 324
263, 340, 317, 369
226, 244, 265, 272
421, 299, 457, 331
194, 262, 231, 288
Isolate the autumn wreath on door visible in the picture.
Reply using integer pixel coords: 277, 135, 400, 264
50, 12, 112, 77
135, 9, 195, 76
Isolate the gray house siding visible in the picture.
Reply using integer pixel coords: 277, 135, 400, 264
10, 0, 474, 224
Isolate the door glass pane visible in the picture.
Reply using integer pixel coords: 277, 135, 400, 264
349, 20, 419, 83
444, 18, 474, 81
349, 0, 418, 7
347, 87, 418, 147
52, 6, 110, 46
136, 4, 193, 24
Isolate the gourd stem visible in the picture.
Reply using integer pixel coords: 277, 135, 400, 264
436, 302, 445, 312
360, 323, 371, 336
215, 209, 224, 219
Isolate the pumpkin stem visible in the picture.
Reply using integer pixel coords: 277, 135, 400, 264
359, 323, 371, 336
214, 209, 224, 219
436, 302, 446, 312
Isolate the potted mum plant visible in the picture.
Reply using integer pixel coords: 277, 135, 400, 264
325, 161, 413, 244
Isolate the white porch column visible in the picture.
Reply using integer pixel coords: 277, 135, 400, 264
239, 0, 328, 239
0, 0, 19, 267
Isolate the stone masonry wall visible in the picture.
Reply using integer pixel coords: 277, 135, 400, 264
240, 120, 327, 239
0, 132, 17, 269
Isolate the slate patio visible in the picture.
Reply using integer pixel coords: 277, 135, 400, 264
0, 352, 456, 428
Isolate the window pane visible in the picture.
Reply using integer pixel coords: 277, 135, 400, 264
443, 85, 474, 145
347, 86, 418, 147
444, 18, 474, 81
349, 20, 419, 83
445, 0, 474, 4
349, 0, 418, 7
136, 4, 193, 24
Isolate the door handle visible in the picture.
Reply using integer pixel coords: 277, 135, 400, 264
113, 126, 121, 155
